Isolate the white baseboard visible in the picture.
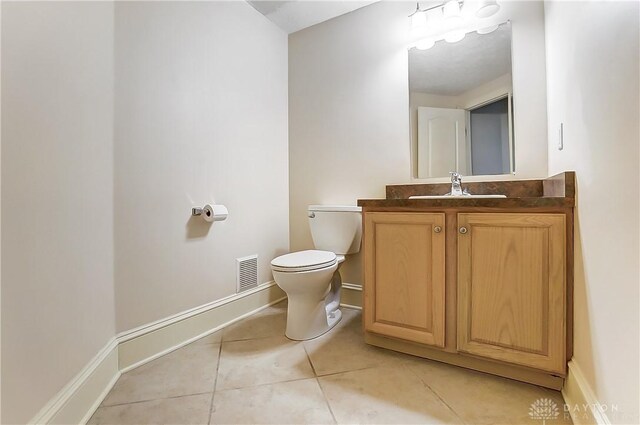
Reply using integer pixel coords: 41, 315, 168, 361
28, 282, 285, 425
118, 281, 285, 371
340, 303, 362, 310
341, 282, 362, 309
562, 360, 610, 425
29, 339, 119, 425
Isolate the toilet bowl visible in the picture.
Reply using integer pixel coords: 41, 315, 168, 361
271, 205, 362, 341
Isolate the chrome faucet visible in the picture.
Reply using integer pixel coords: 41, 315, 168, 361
449, 171, 464, 196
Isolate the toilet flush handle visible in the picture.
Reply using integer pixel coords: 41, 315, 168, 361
308, 212, 316, 218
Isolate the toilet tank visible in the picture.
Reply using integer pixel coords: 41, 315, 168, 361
308, 205, 362, 255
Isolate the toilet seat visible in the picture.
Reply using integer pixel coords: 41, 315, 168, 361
271, 250, 337, 273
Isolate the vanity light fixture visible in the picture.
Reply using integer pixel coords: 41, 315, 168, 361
442, 0, 462, 20
409, 1, 465, 38
476, 0, 500, 18
444, 30, 466, 43
415, 38, 436, 50
476, 24, 499, 34
410, 6, 428, 36
409, 0, 501, 49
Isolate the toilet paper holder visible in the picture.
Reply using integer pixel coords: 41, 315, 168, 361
191, 207, 206, 217
191, 204, 228, 222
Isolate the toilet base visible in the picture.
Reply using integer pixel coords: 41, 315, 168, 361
285, 303, 342, 341
273, 263, 345, 341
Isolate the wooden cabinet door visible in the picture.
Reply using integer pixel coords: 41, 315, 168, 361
364, 213, 446, 347
457, 213, 566, 374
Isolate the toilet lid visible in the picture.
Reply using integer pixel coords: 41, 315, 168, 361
271, 250, 337, 272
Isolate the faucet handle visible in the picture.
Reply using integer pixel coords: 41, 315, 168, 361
449, 171, 462, 183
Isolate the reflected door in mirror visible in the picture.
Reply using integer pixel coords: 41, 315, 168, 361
417, 107, 467, 178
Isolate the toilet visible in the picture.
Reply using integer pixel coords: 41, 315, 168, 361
271, 205, 362, 340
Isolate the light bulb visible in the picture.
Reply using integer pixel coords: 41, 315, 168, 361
415, 38, 435, 50
444, 30, 466, 43
476, 0, 500, 18
411, 11, 428, 37
442, 0, 461, 20
477, 24, 499, 35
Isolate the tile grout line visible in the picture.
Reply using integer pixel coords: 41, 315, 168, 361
303, 344, 338, 425
99, 390, 214, 409
207, 343, 223, 425
315, 377, 339, 425
314, 364, 385, 379
303, 344, 319, 377
403, 362, 468, 425
214, 374, 317, 393
211, 361, 382, 394
221, 332, 288, 344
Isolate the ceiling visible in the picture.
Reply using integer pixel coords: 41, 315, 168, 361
247, 0, 378, 34
409, 24, 512, 96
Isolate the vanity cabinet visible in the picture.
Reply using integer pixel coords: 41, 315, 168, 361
358, 171, 575, 390
457, 213, 566, 374
363, 212, 445, 347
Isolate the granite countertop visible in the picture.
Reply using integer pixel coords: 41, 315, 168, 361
358, 172, 576, 209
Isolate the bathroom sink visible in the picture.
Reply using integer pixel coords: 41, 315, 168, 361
409, 194, 507, 199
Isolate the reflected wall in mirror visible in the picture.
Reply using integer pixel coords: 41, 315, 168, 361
410, 22, 514, 178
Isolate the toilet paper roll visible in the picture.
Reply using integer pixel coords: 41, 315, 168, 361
202, 204, 228, 222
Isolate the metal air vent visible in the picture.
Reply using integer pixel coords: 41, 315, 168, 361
236, 255, 258, 293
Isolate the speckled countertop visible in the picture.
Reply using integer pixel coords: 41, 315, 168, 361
357, 172, 575, 209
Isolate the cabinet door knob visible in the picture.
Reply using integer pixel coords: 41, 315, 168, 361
459, 226, 468, 234
434, 226, 442, 233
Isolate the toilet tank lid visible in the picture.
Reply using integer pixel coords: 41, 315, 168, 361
308, 205, 362, 212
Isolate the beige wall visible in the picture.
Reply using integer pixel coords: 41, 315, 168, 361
289, 1, 549, 286
1, 1, 289, 420
113, 2, 289, 332
1, 3, 116, 423
1, 3, 4, 422
457, 73, 512, 111
544, 1, 639, 423
289, 2, 410, 285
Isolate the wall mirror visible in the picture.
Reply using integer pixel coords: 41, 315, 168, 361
409, 22, 514, 178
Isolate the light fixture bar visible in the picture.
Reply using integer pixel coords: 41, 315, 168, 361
408, 0, 465, 17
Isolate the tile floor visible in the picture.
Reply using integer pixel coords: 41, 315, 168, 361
90, 301, 572, 424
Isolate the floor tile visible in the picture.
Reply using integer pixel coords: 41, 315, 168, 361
95, 300, 572, 425
318, 365, 461, 424
102, 343, 220, 406
89, 393, 211, 425
216, 335, 314, 390
211, 378, 335, 424
222, 301, 287, 342
304, 308, 410, 376
407, 359, 573, 424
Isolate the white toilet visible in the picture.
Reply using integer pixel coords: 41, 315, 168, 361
271, 205, 362, 340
